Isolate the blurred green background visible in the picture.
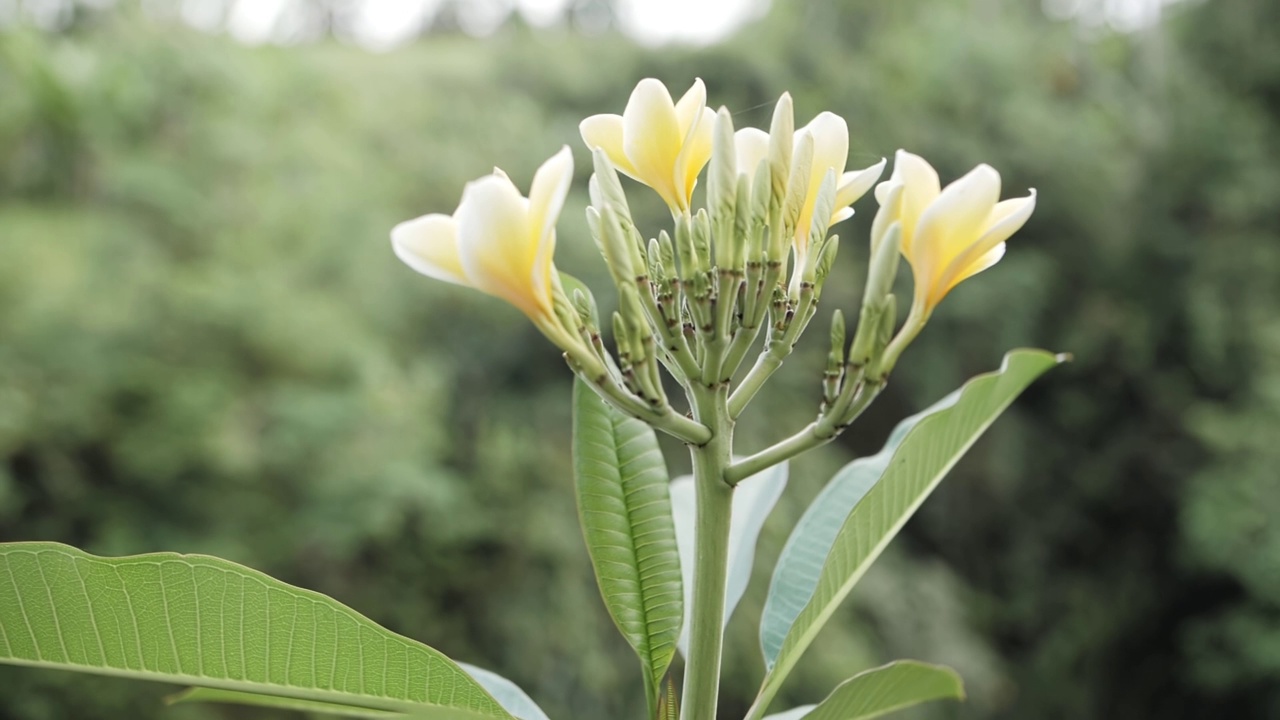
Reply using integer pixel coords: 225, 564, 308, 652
1, 0, 1278, 718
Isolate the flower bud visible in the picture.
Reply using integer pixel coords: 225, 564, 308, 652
767, 92, 795, 219
862, 221, 902, 306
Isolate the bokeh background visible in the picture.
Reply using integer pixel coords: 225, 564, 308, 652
1, 0, 1278, 718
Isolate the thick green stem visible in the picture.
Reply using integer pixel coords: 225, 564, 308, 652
680, 385, 734, 720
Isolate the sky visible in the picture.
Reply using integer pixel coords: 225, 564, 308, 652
220, 0, 769, 49
1, 0, 1189, 48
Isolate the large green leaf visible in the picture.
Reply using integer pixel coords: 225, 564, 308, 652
169, 688, 402, 717
572, 379, 683, 710
173, 663, 550, 720
0, 542, 511, 718
760, 395, 953, 668
789, 661, 964, 720
750, 349, 1063, 717
670, 462, 788, 656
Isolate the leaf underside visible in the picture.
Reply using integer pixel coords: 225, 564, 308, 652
572, 379, 683, 705
0, 542, 510, 718
802, 660, 965, 720
756, 349, 1064, 709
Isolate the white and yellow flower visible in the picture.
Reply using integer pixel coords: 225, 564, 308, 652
732, 113, 885, 256
874, 149, 1037, 314
794, 113, 884, 250
579, 78, 715, 214
391, 146, 580, 346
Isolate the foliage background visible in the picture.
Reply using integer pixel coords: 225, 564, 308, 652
1, 0, 1278, 718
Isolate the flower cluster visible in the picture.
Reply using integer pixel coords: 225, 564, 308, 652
391, 78, 1035, 435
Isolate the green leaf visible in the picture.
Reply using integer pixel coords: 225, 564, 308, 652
763, 707, 816, 720
169, 688, 401, 717
571, 379, 683, 712
0, 542, 511, 718
799, 660, 964, 720
670, 461, 788, 656
751, 349, 1064, 717
457, 663, 549, 720
760, 395, 953, 668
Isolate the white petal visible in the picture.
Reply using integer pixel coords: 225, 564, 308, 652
674, 78, 707, 137
675, 105, 715, 207
528, 146, 574, 248
916, 163, 1002, 261
799, 111, 849, 180
834, 157, 886, 210
978, 189, 1037, 248
455, 174, 539, 314
931, 189, 1034, 305
622, 78, 681, 204
891, 149, 941, 244
527, 146, 574, 310
734, 127, 770, 180
830, 207, 854, 224
391, 213, 468, 285
579, 113, 637, 177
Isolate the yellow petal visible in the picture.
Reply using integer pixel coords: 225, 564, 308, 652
391, 213, 468, 285
833, 158, 886, 213
734, 127, 770, 179
580, 113, 638, 177
674, 78, 707, 137
912, 164, 1001, 300
676, 106, 715, 206
801, 112, 849, 182
933, 189, 1036, 300
526, 146, 575, 312
978, 191, 1037, 248
831, 207, 854, 224
623, 78, 683, 209
890, 150, 940, 254
528, 146, 574, 249
455, 174, 543, 318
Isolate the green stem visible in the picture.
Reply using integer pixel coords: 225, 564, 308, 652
680, 385, 734, 720
725, 382, 881, 484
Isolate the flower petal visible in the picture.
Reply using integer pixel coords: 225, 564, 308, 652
528, 146, 574, 250
935, 189, 1035, 310
801, 112, 849, 181
391, 213, 468, 285
870, 180, 903, 255
527, 146, 574, 313
978, 190, 1037, 248
734, 127, 770, 180
455, 174, 542, 317
674, 78, 707, 137
623, 78, 682, 208
676, 106, 715, 206
913, 164, 1001, 284
890, 150, 941, 251
580, 113, 638, 177
833, 158, 886, 211
932, 189, 1036, 298
787, 113, 849, 247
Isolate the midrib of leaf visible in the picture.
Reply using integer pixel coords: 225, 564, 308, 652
0, 543, 510, 717
572, 380, 682, 707
579, 401, 678, 669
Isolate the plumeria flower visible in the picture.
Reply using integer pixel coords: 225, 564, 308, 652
733, 113, 885, 257
874, 149, 1037, 315
391, 146, 583, 350
579, 78, 715, 214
